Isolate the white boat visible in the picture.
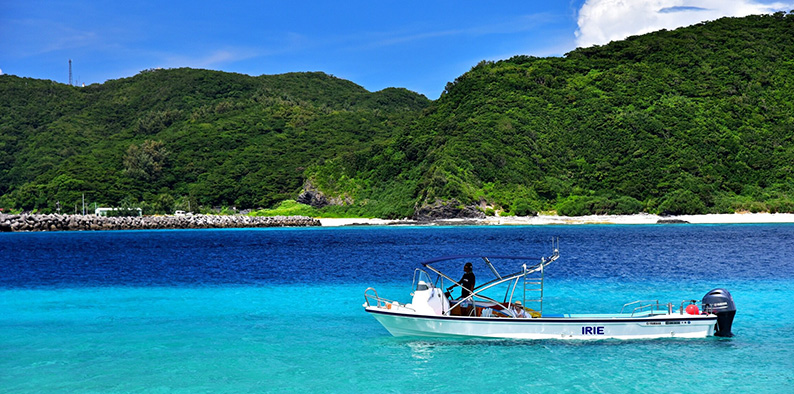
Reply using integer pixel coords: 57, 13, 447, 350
363, 244, 736, 340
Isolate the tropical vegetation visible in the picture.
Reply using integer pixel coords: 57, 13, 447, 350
1, 12, 793, 218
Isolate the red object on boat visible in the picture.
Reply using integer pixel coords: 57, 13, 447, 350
686, 304, 700, 315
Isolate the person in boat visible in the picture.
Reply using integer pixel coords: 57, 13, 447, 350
511, 300, 529, 318
447, 262, 476, 300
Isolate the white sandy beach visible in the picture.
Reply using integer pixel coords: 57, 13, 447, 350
318, 213, 794, 227
318, 218, 399, 226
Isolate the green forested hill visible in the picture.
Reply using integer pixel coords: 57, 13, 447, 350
0, 69, 430, 214
2, 12, 793, 218
308, 12, 794, 217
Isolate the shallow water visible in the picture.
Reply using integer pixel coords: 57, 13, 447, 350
2, 224, 793, 392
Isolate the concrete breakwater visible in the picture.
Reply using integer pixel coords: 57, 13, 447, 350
0, 213, 321, 232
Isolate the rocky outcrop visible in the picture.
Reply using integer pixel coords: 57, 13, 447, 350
656, 218, 690, 224
296, 189, 329, 208
0, 213, 320, 232
297, 179, 356, 208
412, 200, 486, 221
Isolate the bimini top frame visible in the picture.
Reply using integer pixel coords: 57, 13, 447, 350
418, 245, 560, 316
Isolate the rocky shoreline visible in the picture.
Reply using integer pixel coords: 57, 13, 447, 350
0, 213, 320, 232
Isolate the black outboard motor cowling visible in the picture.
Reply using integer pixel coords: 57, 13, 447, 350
702, 288, 736, 337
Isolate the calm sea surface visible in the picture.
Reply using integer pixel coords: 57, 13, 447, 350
2, 224, 793, 393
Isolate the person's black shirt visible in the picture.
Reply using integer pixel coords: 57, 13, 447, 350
460, 271, 475, 298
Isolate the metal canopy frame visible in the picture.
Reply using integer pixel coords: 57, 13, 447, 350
419, 247, 560, 316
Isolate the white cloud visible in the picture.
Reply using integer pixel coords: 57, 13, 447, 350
0, 68, 3, 75
575, 0, 794, 48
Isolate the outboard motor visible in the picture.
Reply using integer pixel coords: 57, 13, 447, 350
702, 288, 736, 337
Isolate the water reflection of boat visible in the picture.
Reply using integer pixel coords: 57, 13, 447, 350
363, 243, 736, 340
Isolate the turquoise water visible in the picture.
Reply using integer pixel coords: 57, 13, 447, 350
2, 225, 794, 392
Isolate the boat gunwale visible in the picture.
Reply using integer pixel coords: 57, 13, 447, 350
365, 307, 717, 324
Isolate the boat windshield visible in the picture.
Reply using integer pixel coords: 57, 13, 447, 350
412, 269, 435, 292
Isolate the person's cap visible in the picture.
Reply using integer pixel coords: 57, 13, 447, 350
514, 300, 522, 306
464, 262, 472, 268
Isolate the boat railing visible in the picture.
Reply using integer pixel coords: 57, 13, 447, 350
621, 300, 673, 316
363, 287, 414, 311
680, 299, 700, 314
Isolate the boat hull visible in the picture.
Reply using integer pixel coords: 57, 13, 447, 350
366, 308, 717, 340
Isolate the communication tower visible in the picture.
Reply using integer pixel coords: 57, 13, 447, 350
69, 59, 73, 86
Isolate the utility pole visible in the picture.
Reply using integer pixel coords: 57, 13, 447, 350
68, 59, 73, 86
82, 193, 85, 215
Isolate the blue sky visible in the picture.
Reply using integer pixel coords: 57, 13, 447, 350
1, 0, 791, 98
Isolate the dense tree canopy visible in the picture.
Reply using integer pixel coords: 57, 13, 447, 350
1, 12, 793, 217
0, 69, 429, 214
307, 12, 794, 217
